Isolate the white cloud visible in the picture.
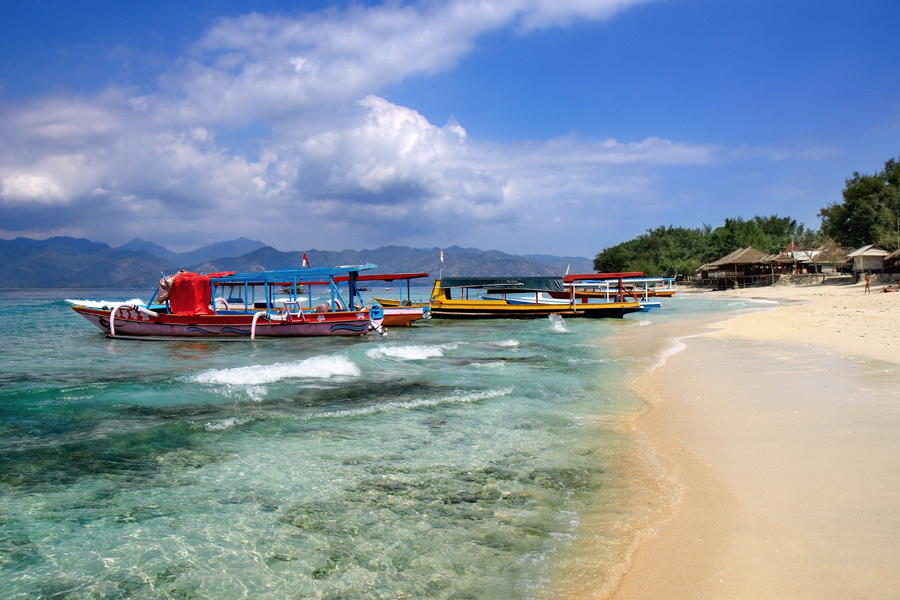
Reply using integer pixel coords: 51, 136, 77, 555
1, 174, 66, 204
0, 0, 771, 254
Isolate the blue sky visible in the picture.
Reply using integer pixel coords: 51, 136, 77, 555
1, 0, 897, 258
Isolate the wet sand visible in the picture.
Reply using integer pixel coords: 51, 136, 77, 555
611, 282, 900, 599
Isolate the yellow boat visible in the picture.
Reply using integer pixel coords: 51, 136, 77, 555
428, 275, 642, 319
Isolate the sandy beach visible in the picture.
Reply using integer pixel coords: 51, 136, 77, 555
610, 280, 900, 599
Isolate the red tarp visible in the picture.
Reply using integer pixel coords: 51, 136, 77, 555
168, 271, 234, 316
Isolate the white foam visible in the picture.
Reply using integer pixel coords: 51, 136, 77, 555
365, 344, 447, 360
306, 387, 514, 421
471, 361, 506, 369
651, 331, 715, 370
490, 339, 520, 348
192, 355, 360, 385
548, 314, 568, 332
65, 297, 145, 308
199, 416, 252, 431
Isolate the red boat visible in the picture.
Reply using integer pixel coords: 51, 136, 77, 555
69, 265, 385, 340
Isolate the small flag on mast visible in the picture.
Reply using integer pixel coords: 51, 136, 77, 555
302, 253, 310, 268
440, 249, 444, 263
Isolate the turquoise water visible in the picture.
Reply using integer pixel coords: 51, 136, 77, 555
0, 289, 751, 599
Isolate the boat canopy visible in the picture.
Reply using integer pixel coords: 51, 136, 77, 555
439, 276, 565, 293
563, 272, 643, 283
209, 264, 377, 285
303, 272, 430, 285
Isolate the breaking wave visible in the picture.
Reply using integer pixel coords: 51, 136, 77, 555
305, 387, 514, 421
65, 298, 145, 308
366, 344, 450, 360
192, 355, 361, 385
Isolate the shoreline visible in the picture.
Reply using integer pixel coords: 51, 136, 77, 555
609, 282, 900, 598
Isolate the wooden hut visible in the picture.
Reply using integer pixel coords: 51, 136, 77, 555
699, 247, 785, 289
847, 245, 888, 273
884, 249, 900, 273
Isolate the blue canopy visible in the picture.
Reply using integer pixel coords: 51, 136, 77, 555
210, 264, 377, 285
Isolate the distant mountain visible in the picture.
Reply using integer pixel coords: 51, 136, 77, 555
199, 245, 593, 281
118, 238, 180, 262
0, 236, 169, 288
116, 236, 266, 267
521, 253, 594, 274
0, 237, 595, 288
178, 237, 267, 267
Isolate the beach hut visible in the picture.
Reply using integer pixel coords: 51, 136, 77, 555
847, 245, 888, 273
699, 247, 776, 289
884, 249, 900, 273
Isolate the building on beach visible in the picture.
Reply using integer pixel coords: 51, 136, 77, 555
847, 245, 889, 273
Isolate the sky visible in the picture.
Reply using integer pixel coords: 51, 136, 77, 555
0, 0, 897, 258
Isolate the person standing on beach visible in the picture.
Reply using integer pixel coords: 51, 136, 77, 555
864, 272, 872, 294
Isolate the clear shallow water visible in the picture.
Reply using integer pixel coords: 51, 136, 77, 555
0, 289, 748, 599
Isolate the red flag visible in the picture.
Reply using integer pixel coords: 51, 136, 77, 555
302, 253, 310, 268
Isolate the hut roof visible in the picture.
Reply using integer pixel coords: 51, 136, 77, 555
760, 252, 795, 263
707, 247, 769, 268
847, 244, 889, 258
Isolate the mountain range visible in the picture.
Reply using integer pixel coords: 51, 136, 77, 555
0, 237, 594, 288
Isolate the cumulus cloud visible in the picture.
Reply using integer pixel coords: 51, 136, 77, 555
0, 0, 737, 253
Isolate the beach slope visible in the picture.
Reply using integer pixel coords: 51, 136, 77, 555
612, 282, 900, 599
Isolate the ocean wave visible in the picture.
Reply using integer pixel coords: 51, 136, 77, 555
305, 387, 514, 421
365, 344, 449, 360
64, 297, 145, 308
651, 331, 714, 370
490, 339, 520, 348
197, 416, 253, 431
471, 361, 506, 369
192, 355, 361, 385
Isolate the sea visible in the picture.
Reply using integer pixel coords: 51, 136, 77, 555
0, 287, 763, 599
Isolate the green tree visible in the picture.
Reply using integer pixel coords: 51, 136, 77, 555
819, 158, 900, 251
593, 216, 809, 276
593, 225, 710, 276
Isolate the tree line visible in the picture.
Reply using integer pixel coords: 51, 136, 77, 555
593, 157, 900, 276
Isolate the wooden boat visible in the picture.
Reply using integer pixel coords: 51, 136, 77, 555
546, 275, 671, 311
302, 272, 431, 328
69, 265, 385, 340
428, 274, 643, 319
549, 275, 676, 302
367, 272, 430, 327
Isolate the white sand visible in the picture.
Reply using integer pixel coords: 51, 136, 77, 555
607, 281, 900, 599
